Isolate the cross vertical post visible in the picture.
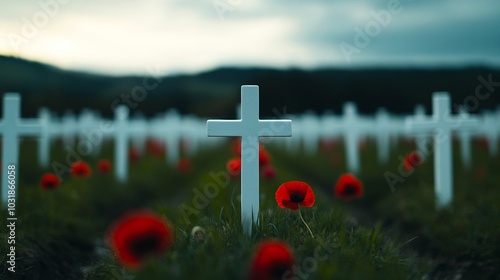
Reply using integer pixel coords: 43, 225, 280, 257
0, 93, 42, 208
207, 85, 292, 235
115, 106, 129, 183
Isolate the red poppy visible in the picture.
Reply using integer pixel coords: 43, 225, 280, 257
146, 138, 166, 157
259, 149, 271, 167
248, 240, 295, 280
403, 151, 423, 171
227, 158, 241, 176
177, 158, 191, 173
97, 159, 112, 174
71, 161, 91, 178
275, 181, 315, 210
334, 173, 364, 200
262, 165, 276, 180
129, 147, 141, 163
108, 210, 174, 268
40, 173, 60, 190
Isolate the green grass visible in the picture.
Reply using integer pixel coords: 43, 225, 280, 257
1, 138, 499, 279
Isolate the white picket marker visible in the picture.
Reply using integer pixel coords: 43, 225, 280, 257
456, 107, 477, 168
130, 113, 148, 155
38, 108, 52, 167
480, 111, 499, 156
207, 85, 292, 235
114, 106, 129, 182
408, 92, 477, 208
0, 93, 42, 208
163, 109, 182, 165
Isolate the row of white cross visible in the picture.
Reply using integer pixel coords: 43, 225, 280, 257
1, 87, 499, 235
286, 102, 499, 170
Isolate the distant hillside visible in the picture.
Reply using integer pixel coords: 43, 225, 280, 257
1, 55, 499, 119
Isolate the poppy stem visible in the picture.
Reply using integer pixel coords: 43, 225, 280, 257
298, 208, 314, 239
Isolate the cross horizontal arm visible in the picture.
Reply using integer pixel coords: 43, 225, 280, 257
257, 120, 292, 137
207, 120, 242, 137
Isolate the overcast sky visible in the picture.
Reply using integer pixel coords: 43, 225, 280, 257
1, 0, 499, 75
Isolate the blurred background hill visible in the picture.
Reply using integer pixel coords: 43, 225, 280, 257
1, 55, 499, 119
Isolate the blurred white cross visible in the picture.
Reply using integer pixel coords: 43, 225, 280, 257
0, 93, 42, 208
408, 92, 476, 208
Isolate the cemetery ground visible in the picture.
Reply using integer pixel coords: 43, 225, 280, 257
1, 138, 499, 280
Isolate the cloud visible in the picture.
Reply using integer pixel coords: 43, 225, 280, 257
0, 0, 499, 74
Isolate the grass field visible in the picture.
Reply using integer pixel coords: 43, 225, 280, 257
1, 137, 499, 279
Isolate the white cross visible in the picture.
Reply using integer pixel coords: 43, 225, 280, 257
480, 111, 499, 156
207, 85, 292, 235
114, 106, 130, 183
62, 112, 77, 147
456, 107, 477, 168
0, 93, 42, 208
129, 113, 148, 155
408, 92, 477, 208
163, 109, 182, 165
373, 108, 392, 164
340, 102, 369, 174
38, 108, 52, 167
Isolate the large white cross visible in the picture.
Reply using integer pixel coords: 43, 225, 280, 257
408, 92, 477, 208
207, 85, 292, 235
0, 93, 42, 208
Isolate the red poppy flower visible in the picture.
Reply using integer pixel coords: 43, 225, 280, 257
334, 173, 364, 200
248, 240, 295, 280
108, 210, 174, 268
97, 159, 112, 174
403, 151, 422, 171
259, 149, 271, 167
275, 181, 315, 210
129, 147, 141, 163
227, 158, 241, 176
176, 158, 191, 173
262, 165, 276, 180
146, 138, 166, 157
40, 173, 60, 190
71, 161, 91, 178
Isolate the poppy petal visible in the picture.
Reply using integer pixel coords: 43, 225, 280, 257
248, 240, 295, 280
